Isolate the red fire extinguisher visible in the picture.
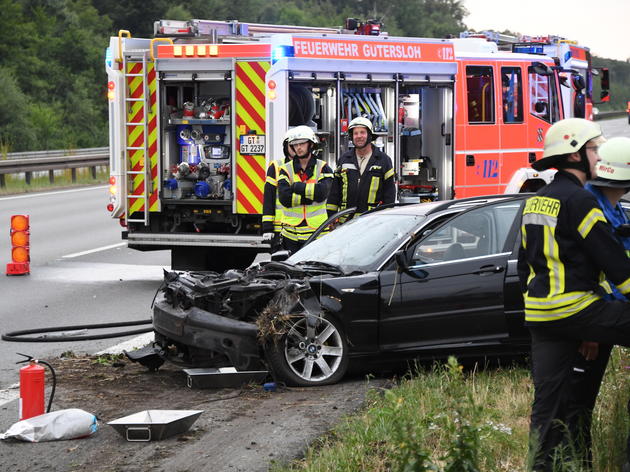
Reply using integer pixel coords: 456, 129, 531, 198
16, 353, 56, 421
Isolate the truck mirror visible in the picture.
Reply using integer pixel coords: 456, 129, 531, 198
571, 74, 585, 91
600, 68, 610, 90
534, 101, 547, 113
529, 62, 552, 76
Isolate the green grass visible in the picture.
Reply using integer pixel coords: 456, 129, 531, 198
271, 351, 630, 472
0, 167, 109, 196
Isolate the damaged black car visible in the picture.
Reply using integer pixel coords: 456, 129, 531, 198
149, 195, 531, 386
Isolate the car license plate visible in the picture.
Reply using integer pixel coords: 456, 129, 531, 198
239, 135, 265, 155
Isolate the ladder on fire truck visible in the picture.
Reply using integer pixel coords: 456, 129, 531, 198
121, 48, 152, 226
154, 18, 359, 41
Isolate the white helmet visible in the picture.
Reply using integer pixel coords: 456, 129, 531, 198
286, 125, 318, 145
348, 116, 373, 134
533, 118, 602, 171
591, 137, 630, 188
282, 129, 293, 158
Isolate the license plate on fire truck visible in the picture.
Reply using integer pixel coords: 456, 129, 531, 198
239, 135, 265, 155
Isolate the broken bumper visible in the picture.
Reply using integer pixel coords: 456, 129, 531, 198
152, 293, 261, 370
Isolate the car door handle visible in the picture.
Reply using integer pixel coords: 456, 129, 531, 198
473, 265, 504, 275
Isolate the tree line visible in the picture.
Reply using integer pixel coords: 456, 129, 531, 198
0, 0, 627, 152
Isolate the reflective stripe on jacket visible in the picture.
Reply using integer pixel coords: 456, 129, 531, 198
517, 171, 630, 322
262, 160, 287, 233
278, 157, 333, 241
327, 145, 395, 215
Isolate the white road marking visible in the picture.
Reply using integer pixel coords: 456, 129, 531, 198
0, 384, 19, 410
0, 185, 107, 201
62, 242, 126, 258
96, 332, 154, 355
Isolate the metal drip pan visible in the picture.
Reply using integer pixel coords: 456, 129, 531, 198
108, 410, 203, 441
184, 367, 268, 389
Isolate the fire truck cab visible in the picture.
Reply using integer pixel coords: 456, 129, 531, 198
451, 37, 561, 197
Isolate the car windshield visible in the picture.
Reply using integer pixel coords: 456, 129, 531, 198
287, 213, 425, 272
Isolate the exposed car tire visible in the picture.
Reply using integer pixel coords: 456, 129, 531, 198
264, 314, 349, 387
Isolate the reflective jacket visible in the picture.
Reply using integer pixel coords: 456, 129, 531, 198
327, 145, 395, 215
278, 157, 333, 242
517, 171, 630, 322
262, 159, 289, 233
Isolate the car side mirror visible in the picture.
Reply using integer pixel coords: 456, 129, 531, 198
534, 101, 547, 114
394, 249, 427, 279
271, 250, 290, 262
395, 249, 410, 272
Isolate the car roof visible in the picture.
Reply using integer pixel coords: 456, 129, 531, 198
363, 194, 530, 218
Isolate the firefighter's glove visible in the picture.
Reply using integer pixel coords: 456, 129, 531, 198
262, 233, 275, 243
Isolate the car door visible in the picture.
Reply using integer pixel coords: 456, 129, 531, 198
378, 199, 523, 351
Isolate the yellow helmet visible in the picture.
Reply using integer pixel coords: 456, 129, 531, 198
591, 137, 630, 188
532, 118, 602, 171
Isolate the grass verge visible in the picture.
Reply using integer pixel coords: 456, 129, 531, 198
0, 167, 108, 196
272, 350, 630, 472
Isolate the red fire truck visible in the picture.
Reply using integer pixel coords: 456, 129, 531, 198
105, 19, 576, 270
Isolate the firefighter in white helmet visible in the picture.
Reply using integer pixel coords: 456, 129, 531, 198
518, 119, 630, 470
327, 116, 395, 219
277, 126, 333, 254
261, 130, 295, 252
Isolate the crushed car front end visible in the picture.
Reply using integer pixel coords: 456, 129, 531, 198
151, 264, 338, 376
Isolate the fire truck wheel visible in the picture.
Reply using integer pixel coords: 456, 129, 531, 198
264, 313, 349, 387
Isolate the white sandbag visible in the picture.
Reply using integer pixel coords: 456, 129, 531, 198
0, 408, 98, 442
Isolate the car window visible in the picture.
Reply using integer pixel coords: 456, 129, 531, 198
410, 201, 521, 265
288, 213, 425, 271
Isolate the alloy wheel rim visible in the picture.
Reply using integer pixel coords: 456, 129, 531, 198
284, 317, 343, 382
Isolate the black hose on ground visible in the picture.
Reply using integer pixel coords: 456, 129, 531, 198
39, 360, 56, 413
1, 319, 153, 342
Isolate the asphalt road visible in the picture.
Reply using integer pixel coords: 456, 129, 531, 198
0, 116, 627, 392
0, 186, 171, 390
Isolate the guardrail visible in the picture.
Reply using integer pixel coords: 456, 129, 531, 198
0, 148, 109, 188
0, 111, 626, 188
594, 110, 627, 121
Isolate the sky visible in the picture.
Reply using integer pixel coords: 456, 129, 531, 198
463, 0, 630, 62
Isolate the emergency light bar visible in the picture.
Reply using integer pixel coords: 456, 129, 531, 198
271, 45, 295, 64
512, 45, 544, 55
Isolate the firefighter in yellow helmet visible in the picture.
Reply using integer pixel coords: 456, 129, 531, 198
327, 117, 395, 218
518, 119, 630, 470
261, 130, 295, 252
277, 126, 333, 254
